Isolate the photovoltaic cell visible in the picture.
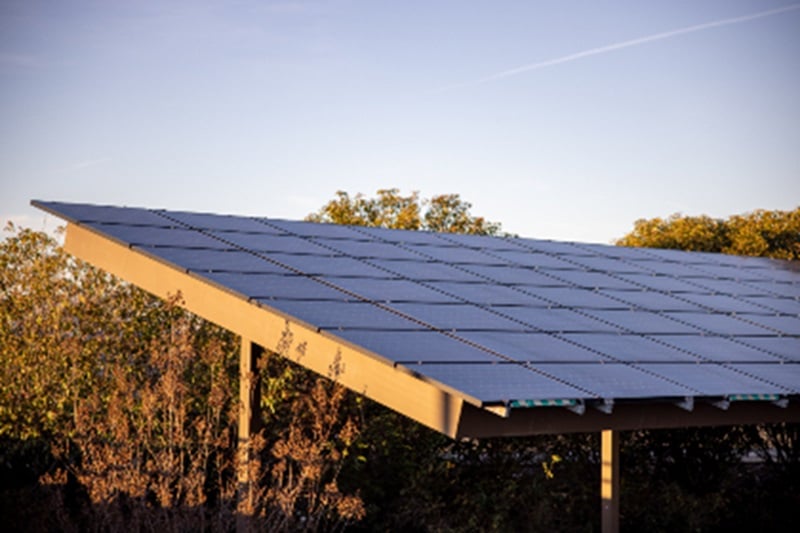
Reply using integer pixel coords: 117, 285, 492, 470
388, 303, 529, 331
265, 254, 388, 278
137, 246, 293, 274
162, 211, 285, 234
319, 277, 459, 303
662, 313, 776, 335
368, 259, 484, 282
350, 226, 447, 245
652, 335, 784, 363
562, 333, 696, 363
461, 265, 567, 286
35, 200, 170, 227
457, 331, 607, 362
426, 281, 549, 307
533, 363, 695, 398
312, 239, 423, 260
745, 281, 800, 298
637, 363, 787, 396
88, 223, 232, 249
616, 274, 709, 293
736, 337, 800, 360
400, 363, 588, 403
434, 232, 522, 251
331, 330, 501, 364
626, 260, 710, 278
201, 272, 346, 301
740, 296, 800, 315
547, 270, 641, 290
496, 307, 621, 333
523, 287, 629, 309
742, 315, 800, 336
266, 300, 427, 330
211, 232, 332, 254
598, 290, 703, 312
676, 293, 778, 314
579, 309, 701, 334
510, 238, 592, 256
488, 250, 578, 270
404, 244, 505, 265
262, 219, 367, 239
728, 364, 800, 393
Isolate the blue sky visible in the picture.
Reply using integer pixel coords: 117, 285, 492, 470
1, 0, 798, 243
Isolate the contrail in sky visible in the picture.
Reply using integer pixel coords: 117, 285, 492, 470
435, 3, 800, 92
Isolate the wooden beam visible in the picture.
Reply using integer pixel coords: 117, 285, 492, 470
601, 429, 620, 533
237, 339, 263, 531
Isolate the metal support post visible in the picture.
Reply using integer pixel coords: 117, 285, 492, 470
237, 338, 263, 532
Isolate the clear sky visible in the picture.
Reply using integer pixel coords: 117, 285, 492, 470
1, 0, 798, 243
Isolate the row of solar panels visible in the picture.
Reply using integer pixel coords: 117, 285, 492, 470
35, 201, 800, 407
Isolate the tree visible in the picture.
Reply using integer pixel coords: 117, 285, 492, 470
616, 207, 800, 259
307, 189, 502, 235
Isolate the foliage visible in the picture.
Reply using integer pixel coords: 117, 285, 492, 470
306, 189, 502, 235
616, 207, 800, 259
0, 223, 362, 531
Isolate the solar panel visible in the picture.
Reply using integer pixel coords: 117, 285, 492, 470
33, 200, 800, 423
736, 337, 800, 360
91, 223, 233, 249
457, 331, 607, 363
400, 363, 589, 403
637, 363, 788, 396
332, 330, 501, 364
562, 333, 697, 363
163, 211, 285, 234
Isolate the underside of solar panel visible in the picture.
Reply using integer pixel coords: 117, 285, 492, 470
32, 200, 800, 438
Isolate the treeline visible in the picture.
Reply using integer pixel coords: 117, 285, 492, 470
1, 192, 799, 531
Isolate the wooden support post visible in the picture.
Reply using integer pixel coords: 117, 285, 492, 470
237, 338, 263, 532
601, 429, 620, 533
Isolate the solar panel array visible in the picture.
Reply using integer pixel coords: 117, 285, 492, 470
35, 201, 800, 410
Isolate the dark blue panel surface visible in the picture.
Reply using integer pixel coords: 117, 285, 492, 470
488, 250, 578, 270
744, 281, 800, 298
742, 315, 800, 336
735, 337, 800, 361
562, 333, 696, 363
320, 277, 459, 303
616, 274, 708, 293
434, 233, 522, 251
628, 260, 709, 278
351, 226, 447, 245
652, 335, 784, 363
663, 313, 775, 335
548, 270, 640, 290
401, 363, 588, 403
405, 244, 505, 265
561, 256, 652, 274
332, 330, 500, 363
313, 239, 423, 260
368, 259, 484, 282
728, 364, 800, 393
90, 223, 232, 249
599, 290, 703, 312
205, 272, 348, 300
162, 211, 285, 234
212, 232, 332, 254
462, 265, 567, 286
524, 287, 629, 309
266, 254, 390, 278
426, 281, 546, 306
139, 246, 292, 273
388, 303, 528, 331
34, 200, 171, 226
511, 238, 593, 256
689, 278, 774, 297
459, 331, 606, 362
637, 364, 787, 395
497, 307, 621, 333
581, 309, 701, 334
534, 362, 695, 398
740, 296, 800, 315
676, 293, 777, 314
268, 300, 428, 330
262, 219, 367, 239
